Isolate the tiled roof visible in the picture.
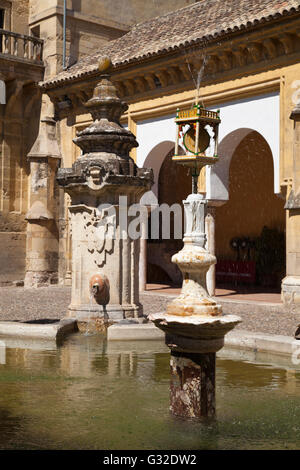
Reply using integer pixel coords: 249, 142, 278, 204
42, 0, 300, 88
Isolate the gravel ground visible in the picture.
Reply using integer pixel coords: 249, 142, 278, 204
0, 286, 299, 337
0, 286, 71, 322
141, 292, 300, 337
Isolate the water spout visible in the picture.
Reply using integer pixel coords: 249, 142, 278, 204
89, 274, 110, 306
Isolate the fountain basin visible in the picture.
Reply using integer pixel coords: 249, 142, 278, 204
150, 312, 241, 353
0, 333, 300, 450
0, 319, 77, 341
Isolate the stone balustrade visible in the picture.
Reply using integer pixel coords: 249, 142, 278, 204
0, 29, 43, 64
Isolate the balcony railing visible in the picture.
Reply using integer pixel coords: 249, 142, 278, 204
0, 29, 43, 64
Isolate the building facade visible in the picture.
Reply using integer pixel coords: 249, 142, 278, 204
0, 0, 196, 285
3, 0, 300, 312
41, 0, 300, 312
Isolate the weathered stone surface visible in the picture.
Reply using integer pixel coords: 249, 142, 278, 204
108, 322, 164, 341
58, 64, 153, 326
170, 352, 216, 419
282, 276, 300, 312
0, 318, 77, 341
0, 232, 26, 284
25, 200, 54, 221
150, 160, 240, 419
150, 312, 241, 353
24, 116, 61, 288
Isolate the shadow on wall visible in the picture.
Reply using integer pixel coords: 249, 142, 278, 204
147, 146, 190, 285
215, 130, 285, 289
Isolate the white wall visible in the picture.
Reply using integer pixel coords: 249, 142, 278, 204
136, 115, 175, 168
136, 116, 175, 203
136, 91, 280, 200
207, 92, 280, 198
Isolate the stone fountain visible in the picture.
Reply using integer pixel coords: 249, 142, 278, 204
57, 58, 153, 330
150, 105, 241, 418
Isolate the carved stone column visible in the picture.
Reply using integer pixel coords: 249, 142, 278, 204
205, 205, 216, 296
57, 59, 153, 329
150, 193, 240, 419
24, 116, 61, 287
282, 103, 300, 312
139, 206, 148, 292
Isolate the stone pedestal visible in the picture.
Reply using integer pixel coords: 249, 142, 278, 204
282, 276, 300, 312
170, 351, 215, 418
150, 192, 240, 419
57, 59, 153, 328
67, 196, 146, 323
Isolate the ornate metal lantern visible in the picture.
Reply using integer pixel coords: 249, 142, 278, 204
174, 104, 221, 192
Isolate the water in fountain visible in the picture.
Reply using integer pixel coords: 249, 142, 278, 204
1, 334, 300, 450
84, 293, 95, 336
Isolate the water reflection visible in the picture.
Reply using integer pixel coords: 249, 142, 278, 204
0, 333, 299, 449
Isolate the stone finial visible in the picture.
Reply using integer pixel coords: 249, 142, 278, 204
98, 56, 112, 72
83, 56, 126, 122
72, 59, 137, 158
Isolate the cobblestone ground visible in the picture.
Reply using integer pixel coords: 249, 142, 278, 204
0, 286, 299, 337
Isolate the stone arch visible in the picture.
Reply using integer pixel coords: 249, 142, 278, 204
140, 140, 175, 205
207, 128, 278, 202
215, 129, 285, 288
146, 145, 190, 285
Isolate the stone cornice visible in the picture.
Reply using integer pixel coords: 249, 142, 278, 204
125, 77, 281, 122
47, 20, 298, 120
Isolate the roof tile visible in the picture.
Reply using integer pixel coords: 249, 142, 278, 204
42, 0, 300, 88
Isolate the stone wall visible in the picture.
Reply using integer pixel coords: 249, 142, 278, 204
0, 1, 43, 285
0, 232, 26, 284
23, 0, 197, 287
76, 0, 197, 26
0, 209, 27, 284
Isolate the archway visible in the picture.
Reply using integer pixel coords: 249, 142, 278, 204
141, 140, 175, 205
215, 129, 285, 291
145, 145, 190, 285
